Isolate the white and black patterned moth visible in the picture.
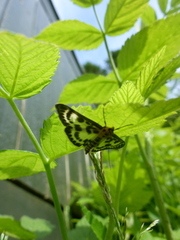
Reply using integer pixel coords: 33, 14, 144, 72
55, 104, 125, 154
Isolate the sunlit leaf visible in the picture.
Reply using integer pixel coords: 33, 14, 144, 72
118, 13, 180, 81
35, 20, 103, 50
59, 74, 119, 104
141, 4, 157, 27
0, 32, 59, 99
109, 81, 144, 104
104, 0, 148, 36
0, 150, 56, 180
136, 46, 166, 98
144, 55, 180, 98
105, 98, 180, 137
70, 0, 102, 8
157, 0, 168, 13
171, 0, 180, 8
40, 113, 81, 159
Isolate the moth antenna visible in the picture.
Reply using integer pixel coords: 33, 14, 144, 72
103, 106, 107, 126
115, 124, 133, 131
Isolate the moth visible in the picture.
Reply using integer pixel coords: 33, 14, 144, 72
55, 104, 125, 154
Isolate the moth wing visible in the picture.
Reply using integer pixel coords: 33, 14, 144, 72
56, 104, 103, 148
91, 133, 125, 152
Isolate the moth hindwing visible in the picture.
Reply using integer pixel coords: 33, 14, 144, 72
55, 104, 125, 154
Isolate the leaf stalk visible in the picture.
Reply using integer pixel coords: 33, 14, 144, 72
6, 95, 68, 240
92, 4, 122, 87
135, 134, 173, 240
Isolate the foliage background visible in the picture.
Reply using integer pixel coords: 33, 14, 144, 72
0, 0, 180, 239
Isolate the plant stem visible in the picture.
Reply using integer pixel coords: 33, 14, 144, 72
105, 137, 129, 240
7, 97, 68, 240
104, 213, 114, 240
92, 4, 122, 87
90, 153, 123, 240
135, 134, 174, 240
7, 98, 48, 164
44, 163, 68, 240
115, 137, 129, 212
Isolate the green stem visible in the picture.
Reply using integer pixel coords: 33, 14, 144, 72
115, 137, 129, 212
105, 137, 129, 240
135, 134, 173, 240
90, 153, 123, 240
104, 214, 114, 240
7, 98, 48, 164
44, 163, 68, 240
7, 97, 68, 240
92, 4, 122, 86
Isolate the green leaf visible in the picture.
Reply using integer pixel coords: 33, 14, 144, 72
144, 55, 180, 98
68, 217, 98, 240
172, 229, 180, 240
150, 85, 168, 101
171, 0, 180, 8
109, 81, 144, 104
0, 216, 35, 239
70, 0, 102, 8
141, 5, 157, 27
21, 216, 55, 239
35, 20, 103, 50
0, 32, 59, 99
166, 205, 180, 216
82, 206, 106, 240
118, 13, 180, 81
136, 46, 166, 98
104, 0, 148, 36
105, 98, 180, 137
171, 72, 180, 79
105, 149, 153, 212
40, 113, 81, 159
0, 150, 56, 180
157, 0, 168, 13
0, 86, 6, 98
166, 6, 180, 15
59, 74, 119, 104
